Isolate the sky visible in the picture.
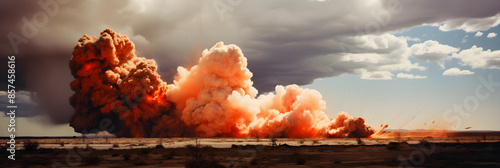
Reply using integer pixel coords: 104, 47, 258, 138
0, 0, 500, 136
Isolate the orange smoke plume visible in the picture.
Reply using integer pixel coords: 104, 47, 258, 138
69, 29, 183, 137
69, 29, 374, 138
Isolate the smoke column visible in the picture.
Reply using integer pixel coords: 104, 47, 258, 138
69, 29, 374, 138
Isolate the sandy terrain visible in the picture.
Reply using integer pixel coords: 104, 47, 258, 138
1, 135, 500, 167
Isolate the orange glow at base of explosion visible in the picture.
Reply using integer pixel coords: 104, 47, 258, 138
146, 90, 164, 104
68, 29, 454, 138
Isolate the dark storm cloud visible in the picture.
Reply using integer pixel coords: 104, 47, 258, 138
0, 0, 204, 124
1, 0, 500, 123
0, 91, 39, 117
231, 0, 500, 89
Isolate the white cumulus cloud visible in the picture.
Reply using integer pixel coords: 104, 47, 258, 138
442, 68, 475, 76
452, 45, 500, 69
359, 70, 395, 80
409, 40, 459, 67
475, 31, 484, 37
339, 34, 427, 80
402, 36, 421, 42
487, 32, 497, 38
396, 73, 427, 79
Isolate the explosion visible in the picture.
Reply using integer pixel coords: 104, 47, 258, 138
69, 28, 374, 138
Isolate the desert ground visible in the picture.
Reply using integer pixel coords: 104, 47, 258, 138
2, 132, 500, 168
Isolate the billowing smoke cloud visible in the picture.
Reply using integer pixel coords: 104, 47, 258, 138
166, 42, 258, 137
249, 85, 374, 138
69, 29, 183, 137
69, 29, 374, 138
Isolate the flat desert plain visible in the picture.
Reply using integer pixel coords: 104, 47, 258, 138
1, 132, 500, 167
